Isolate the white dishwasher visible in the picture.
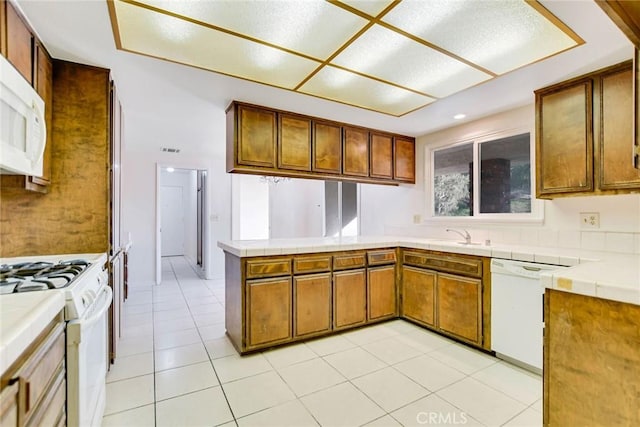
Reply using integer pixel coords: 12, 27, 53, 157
490, 258, 567, 373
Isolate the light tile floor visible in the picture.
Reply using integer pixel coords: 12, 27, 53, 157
102, 257, 542, 427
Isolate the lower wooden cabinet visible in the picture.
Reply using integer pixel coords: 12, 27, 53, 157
437, 273, 482, 345
367, 265, 397, 321
246, 277, 292, 348
294, 273, 331, 337
401, 266, 436, 327
0, 312, 65, 427
0, 382, 19, 427
333, 269, 367, 329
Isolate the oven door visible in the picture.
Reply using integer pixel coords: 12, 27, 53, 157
66, 285, 112, 427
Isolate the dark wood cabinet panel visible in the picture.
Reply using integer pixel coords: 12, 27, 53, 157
333, 269, 366, 330
544, 290, 640, 426
246, 277, 292, 348
368, 265, 396, 321
246, 257, 292, 279
343, 127, 369, 177
437, 272, 482, 345
237, 105, 276, 168
599, 66, 640, 189
367, 249, 396, 266
401, 266, 436, 327
536, 79, 593, 196
294, 273, 331, 337
394, 137, 415, 183
333, 252, 366, 270
29, 42, 53, 188
370, 133, 393, 179
293, 254, 331, 275
278, 113, 311, 171
313, 121, 342, 174
5, 2, 32, 84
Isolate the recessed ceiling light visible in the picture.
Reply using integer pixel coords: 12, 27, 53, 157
166, 167, 175, 173
454, 113, 466, 120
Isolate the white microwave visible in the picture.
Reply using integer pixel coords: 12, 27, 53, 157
0, 54, 46, 176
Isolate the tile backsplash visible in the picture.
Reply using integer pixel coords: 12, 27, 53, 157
383, 224, 640, 254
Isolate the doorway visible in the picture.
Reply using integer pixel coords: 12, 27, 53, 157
157, 166, 208, 284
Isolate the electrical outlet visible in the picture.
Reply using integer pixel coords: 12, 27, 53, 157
413, 214, 421, 224
580, 212, 600, 229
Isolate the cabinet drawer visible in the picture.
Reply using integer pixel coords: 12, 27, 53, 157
293, 255, 332, 274
18, 323, 65, 419
333, 252, 366, 270
246, 257, 292, 279
367, 249, 396, 266
0, 381, 19, 427
403, 251, 482, 278
25, 366, 65, 427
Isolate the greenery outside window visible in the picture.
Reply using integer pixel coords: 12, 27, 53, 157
430, 131, 541, 220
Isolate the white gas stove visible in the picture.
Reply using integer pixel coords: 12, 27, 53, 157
0, 253, 108, 320
0, 253, 110, 427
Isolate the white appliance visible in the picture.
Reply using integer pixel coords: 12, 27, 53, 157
490, 258, 567, 373
0, 253, 110, 427
0, 53, 46, 176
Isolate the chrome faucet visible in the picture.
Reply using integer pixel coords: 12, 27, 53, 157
446, 228, 471, 244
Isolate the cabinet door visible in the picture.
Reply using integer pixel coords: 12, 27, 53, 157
536, 79, 593, 196
0, 381, 18, 427
294, 273, 331, 337
437, 273, 482, 345
29, 42, 53, 186
368, 265, 396, 321
343, 127, 369, 177
278, 113, 311, 171
333, 269, 366, 329
246, 277, 292, 348
312, 121, 341, 174
6, 2, 32, 84
370, 133, 393, 179
401, 266, 436, 327
394, 137, 415, 182
599, 66, 640, 189
237, 105, 276, 168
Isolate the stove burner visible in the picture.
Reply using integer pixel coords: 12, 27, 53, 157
0, 259, 91, 293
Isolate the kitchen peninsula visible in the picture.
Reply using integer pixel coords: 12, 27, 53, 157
219, 236, 640, 424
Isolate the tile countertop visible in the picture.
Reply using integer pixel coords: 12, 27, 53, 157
0, 291, 65, 374
218, 235, 640, 306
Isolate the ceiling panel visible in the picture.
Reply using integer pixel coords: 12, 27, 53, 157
110, 0, 583, 116
114, 1, 320, 89
332, 24, 492, 97
337, 0, 396, 18
135, 0, 368, 60
298, 65, 435, 116
383, 0, 579, 74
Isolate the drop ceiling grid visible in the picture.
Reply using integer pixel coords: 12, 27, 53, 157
109, 0, 583, 116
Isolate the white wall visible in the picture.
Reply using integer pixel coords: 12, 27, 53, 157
270, 178, 324, 239
377, 105, 640, 253
121, 107, 231, 284
233, 174, 269, 240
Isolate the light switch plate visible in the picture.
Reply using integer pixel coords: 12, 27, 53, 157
413, 214, 421, 224
580, 212, 600, 229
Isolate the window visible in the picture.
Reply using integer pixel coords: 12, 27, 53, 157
325, 181, 359, 237
431, 132, 536, 219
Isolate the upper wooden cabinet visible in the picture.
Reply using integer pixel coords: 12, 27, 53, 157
235, 104, 276, 168
312, 120, 342, 174
5, 2, 32, 84
343, 126, 369, 177
394, 137, 415, 183
535, 61, 640, 198
278, 113, 311, 171
598, 65, 640, 189
226, 101, 415, 185
370, 133, 393, 179
1, 2, 53, 193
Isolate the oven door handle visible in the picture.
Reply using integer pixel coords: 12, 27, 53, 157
82, 285, 113, 327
